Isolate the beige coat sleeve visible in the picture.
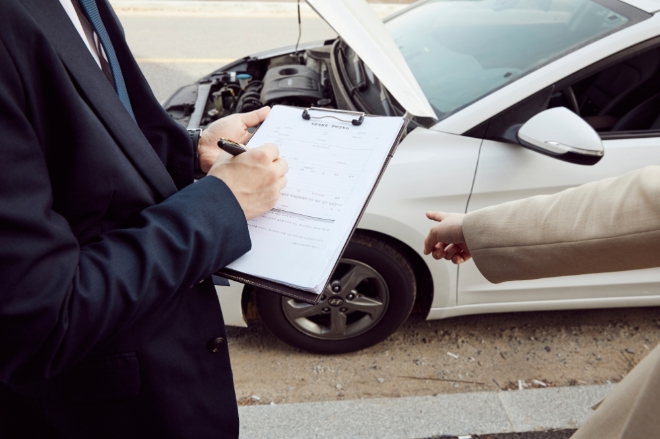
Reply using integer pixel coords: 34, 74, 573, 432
462, 166, 660, 284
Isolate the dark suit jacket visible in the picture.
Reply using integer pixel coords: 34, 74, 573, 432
0, 1, 251, 437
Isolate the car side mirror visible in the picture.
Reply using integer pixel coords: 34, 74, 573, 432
517, 107, 604, 165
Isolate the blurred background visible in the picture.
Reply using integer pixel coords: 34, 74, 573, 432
114, 0, 415, 101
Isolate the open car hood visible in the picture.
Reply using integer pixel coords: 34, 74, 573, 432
306, 0, 437, 119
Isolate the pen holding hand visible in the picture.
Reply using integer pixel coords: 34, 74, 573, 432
208, 142, 288, 220
197, 106, 269, 172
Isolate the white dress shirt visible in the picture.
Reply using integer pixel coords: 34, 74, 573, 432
59, 0, 114, 87
59, 0, 104, 69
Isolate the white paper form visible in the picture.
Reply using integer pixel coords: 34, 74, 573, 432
226, 105, 405, 293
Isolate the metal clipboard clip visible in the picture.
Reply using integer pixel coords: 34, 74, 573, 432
301, 107, 365, 126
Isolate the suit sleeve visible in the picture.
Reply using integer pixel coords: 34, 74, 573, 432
463, 166, 660, 284
0, 38, 250, 384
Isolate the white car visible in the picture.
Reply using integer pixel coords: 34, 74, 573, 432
164, 0, 660, 354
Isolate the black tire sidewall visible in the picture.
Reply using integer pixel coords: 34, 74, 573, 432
256, 237, 415, 354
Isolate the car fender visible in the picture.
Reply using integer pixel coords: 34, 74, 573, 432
357, 213, 454, 310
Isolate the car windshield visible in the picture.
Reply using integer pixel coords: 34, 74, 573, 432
385, 0, 645, 120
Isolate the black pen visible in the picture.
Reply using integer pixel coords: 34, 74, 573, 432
217, 138, 248, 156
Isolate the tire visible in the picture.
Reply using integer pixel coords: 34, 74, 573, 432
256, 231, 416, 354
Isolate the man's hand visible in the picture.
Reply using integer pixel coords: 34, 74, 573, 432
198, 106, 270, 173
208, 143, 288, 220
423, 211, 472, 264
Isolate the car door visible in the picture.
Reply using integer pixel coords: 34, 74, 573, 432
457, 44, 660, 307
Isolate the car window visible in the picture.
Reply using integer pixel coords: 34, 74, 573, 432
549, 45, 660, 135
386, 0, 647, 121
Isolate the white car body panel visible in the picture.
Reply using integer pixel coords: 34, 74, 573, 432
427, 294, 660, 320
358, 128, 482, 309
305, 0, 436, 118
460, 136, 660, 306
432, 13, 660, 135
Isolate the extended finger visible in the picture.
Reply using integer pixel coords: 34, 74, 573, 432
423, 232, 439, 255
236, 106, 270, 128
426, 211, 447, 222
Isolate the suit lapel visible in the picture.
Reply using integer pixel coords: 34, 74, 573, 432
23, 0, 178, 201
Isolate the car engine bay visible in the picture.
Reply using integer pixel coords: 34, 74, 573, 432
163, 40, 433, 132
164, 43, 341, 129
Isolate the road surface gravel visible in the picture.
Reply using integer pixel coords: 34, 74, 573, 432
228, 307, 660, 405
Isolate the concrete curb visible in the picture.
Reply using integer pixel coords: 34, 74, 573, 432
110, 1, 407, 18
238, 384, 613, 439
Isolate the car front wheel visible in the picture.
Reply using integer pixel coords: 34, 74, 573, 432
255, 232, 416, 354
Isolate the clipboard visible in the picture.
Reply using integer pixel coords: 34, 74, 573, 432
217, 106, 409, 305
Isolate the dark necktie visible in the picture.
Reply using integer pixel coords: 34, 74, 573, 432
77, 0, 136, 122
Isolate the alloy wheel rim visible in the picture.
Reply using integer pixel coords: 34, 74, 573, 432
281, 258, 389, 340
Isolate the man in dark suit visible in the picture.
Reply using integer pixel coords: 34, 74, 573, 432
0, 0, 287, 437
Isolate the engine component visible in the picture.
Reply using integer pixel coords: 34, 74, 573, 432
260, 64, 324, 106
212, 86, 236, 117
235, 80, 264, 113
237, 73, 252, 90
